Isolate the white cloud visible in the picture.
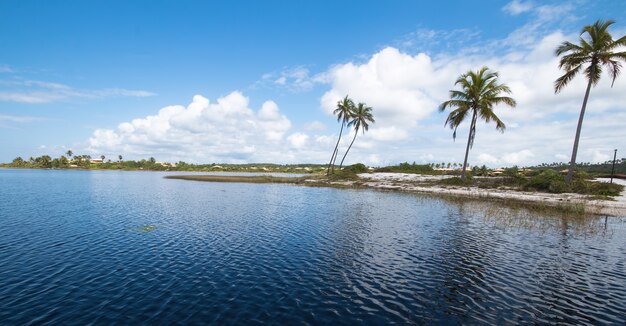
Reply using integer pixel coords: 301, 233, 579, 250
88, 92, 307, 163
303, 120, 327, 131
0, 79, 156, 103
0, 114, 44, 123
287, 132, 309, 148
0, 65, 13, 73
256, 66, 327, 92
503, 0, 534, 15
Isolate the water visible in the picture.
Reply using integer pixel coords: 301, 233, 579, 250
0, 169, 624, 325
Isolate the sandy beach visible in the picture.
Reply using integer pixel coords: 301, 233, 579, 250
353, 173, 626, 216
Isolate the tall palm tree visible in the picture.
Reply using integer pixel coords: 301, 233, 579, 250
338, 103, 375, 169
66, 150, 73, 158
555, 19, 626, 183
440, 67, 516, 180
327, 96, 355, 175
118, 155, 123, 162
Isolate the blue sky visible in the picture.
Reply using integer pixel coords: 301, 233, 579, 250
1, 0, 625, 166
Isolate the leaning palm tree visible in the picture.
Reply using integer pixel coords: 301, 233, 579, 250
338, 103, 375, 169
440, 67, 516, 180
555, 19, 626, 183
327, 96, 355, 175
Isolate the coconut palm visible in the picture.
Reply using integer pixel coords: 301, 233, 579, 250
338, 103, 375, 169
555, 19, 626, 183
327, 96, 355, 175
118, 155, 123, 162
66, 150, 73, 158
440, 67, 516, 180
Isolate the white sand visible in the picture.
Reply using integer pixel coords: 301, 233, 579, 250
355, 173, 626, 216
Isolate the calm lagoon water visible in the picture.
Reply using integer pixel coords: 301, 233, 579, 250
0, 169, 625, 324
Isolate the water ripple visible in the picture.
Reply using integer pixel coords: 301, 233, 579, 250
0, 169, 624, 324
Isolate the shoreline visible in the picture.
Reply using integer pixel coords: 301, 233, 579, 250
355, 173, 626, 217
166, 172, 626, 217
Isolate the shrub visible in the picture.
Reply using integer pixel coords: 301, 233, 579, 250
348, 163, 368, 173
525, 169, 568, 193
375, 162, 436, 174
328, 169, 359, 181
440, 176, 472, 186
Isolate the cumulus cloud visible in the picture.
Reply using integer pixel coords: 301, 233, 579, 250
0, 79, 156, 103
88, 92, 321, 163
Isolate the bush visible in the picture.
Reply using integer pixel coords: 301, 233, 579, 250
525, 169, 568, 193
347, 163, 368, 174
328, 169, 359, 181
375, 162, 436, 174
439, 176, 472, 186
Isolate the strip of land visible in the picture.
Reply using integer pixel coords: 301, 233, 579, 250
166, 173, 626, 216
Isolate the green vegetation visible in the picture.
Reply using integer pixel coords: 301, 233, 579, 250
554, 19, 626, 183
439, 66, 516, 180
3, 153, 327, 173
130, 225, 157, 233
529, 158, 626, 176
375, 162, 438, 174
436, 169, 624, 197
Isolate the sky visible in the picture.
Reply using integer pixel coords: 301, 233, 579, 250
1, 0, 625, 167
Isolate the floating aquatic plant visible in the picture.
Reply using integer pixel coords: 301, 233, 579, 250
131, 225, 157, 233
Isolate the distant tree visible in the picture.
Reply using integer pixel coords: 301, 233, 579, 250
11, 157, 24, 167
100, 155, 105, 161
118, 155, 123, 162
338, 102, 375, 169
439, 67, 516, 180
35, 155, 52, 168
66, 150, 73, 158
149, 157, 156, 164
555, 19, 626, 183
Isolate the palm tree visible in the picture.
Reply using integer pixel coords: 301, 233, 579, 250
100, 155, 105, 162
118, 155, 123, 162
327, 96, 355, 175
439, 67, 516, 180
66, 150, 73, 158
338, 103, 375, 169
555, 19, 626, 183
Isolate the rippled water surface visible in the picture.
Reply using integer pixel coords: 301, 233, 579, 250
1, 169, 625, 324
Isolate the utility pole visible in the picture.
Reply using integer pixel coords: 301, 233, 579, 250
610, 149, 617, 184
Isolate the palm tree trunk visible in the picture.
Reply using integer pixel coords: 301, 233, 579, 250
339, 129, 359, 169
565, 73, 594, 184
461, 110, 477, 180
327, 122, 344, 175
